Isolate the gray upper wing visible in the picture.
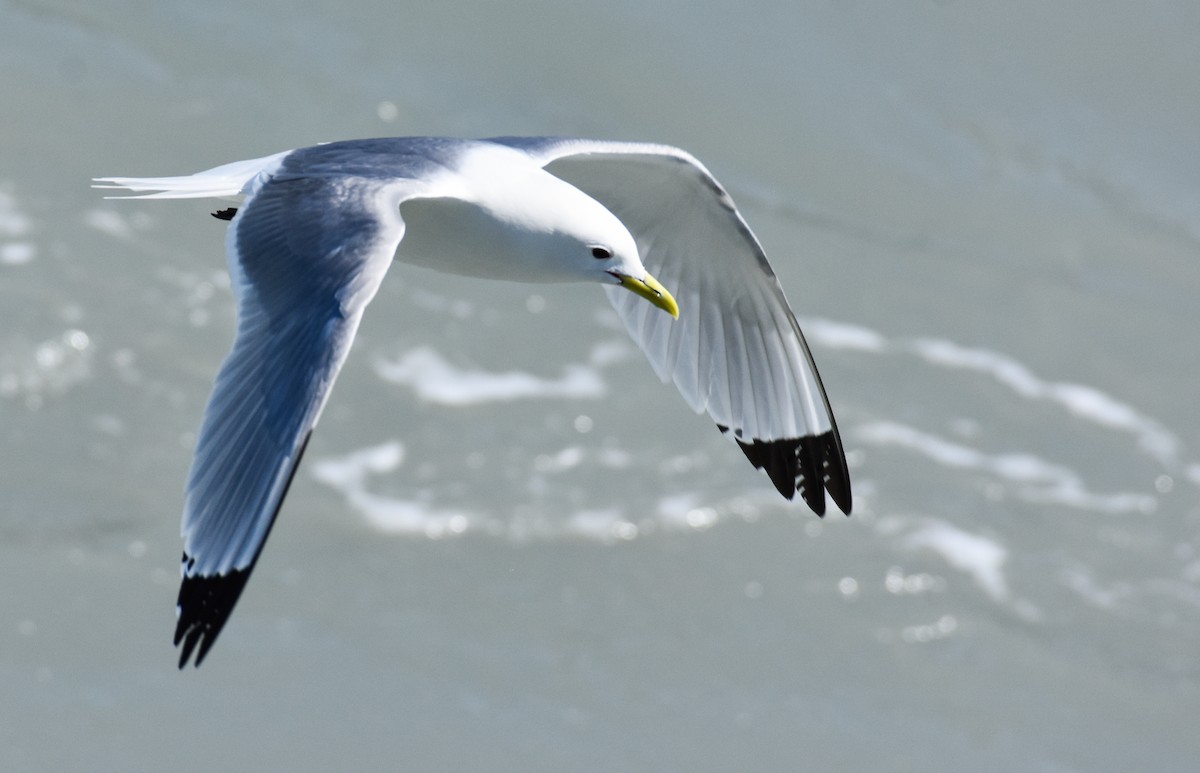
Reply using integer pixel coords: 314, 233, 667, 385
175, 168, 413, 667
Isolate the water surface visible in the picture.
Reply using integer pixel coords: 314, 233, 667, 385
2, 2, 1199, 770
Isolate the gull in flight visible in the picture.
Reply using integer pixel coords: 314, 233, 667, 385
95, 136, 851, 668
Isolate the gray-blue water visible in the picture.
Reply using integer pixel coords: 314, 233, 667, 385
3, 2, 1199, 770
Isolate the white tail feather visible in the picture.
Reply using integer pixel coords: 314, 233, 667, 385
92, 150, 292, 200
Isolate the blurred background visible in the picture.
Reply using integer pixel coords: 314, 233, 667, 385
2, 1, 1199, 770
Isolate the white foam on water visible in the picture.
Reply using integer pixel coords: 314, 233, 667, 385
802, 316, 1195, 509
802, 317, 889, 352
910, 337, 1181, 468
806, 317, 1186, 473
565, 509, 639, 543
0, 185, 36, 265
310, 440, 405, 484
351, 493, 473, 539
311, 440, 774, 542
901, 519, 1010, 602
309, 441, 473, 538
858, 420, 1156, 514
373, 346, 606, 406
321, 316, 1182, 544
1060, 566, 1130, 610
909, 337, 1046, 398
0, 186, 32, 238
0, 242, 35, 265
532, 446, 585, 473
656, 493, 720, 532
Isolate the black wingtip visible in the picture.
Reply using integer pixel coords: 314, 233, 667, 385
820, 431, 853, 516
211, 207, 238, 221
173, 431, 314, 669
174, 561, 254, 669
719, 425, 851, 518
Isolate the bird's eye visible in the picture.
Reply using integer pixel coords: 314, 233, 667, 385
591, 246, 613, 259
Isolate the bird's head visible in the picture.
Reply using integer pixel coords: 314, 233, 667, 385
459, 145, 679, 318
550, 189, 679, 319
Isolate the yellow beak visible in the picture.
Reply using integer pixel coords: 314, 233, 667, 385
615, 271, 679, 319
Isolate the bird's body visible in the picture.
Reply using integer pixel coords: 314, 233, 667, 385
95, 136, 850, 668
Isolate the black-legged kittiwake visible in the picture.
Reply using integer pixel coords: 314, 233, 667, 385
95, 136, 852, 668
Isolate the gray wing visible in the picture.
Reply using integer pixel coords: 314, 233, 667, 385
492, 137, 851, 516
175, 169, 414, 667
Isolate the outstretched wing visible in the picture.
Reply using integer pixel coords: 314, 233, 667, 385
171, 169, 414, 667
493, 137, 851, 516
